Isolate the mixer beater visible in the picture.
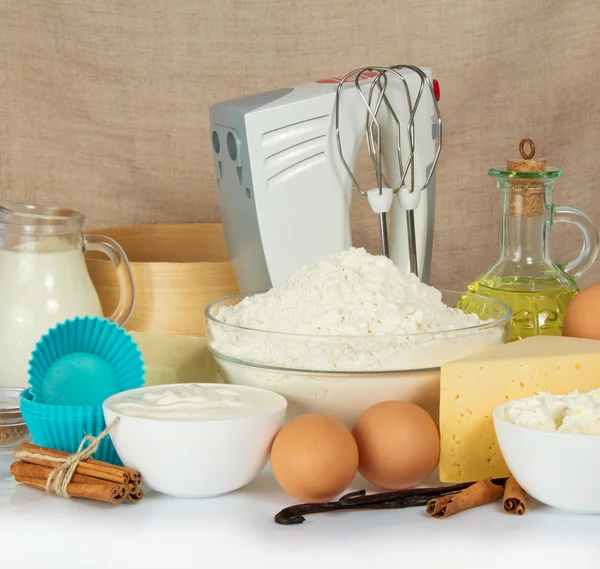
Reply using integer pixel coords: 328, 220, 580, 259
334, 65, 442, 277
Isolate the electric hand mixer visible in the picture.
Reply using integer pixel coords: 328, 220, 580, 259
209, 65, 442, 293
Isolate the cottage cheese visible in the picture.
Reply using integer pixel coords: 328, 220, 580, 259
211, 248, 504, 372
501, 388, 600, 435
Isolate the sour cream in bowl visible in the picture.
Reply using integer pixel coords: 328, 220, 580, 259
103, 383, 287, 498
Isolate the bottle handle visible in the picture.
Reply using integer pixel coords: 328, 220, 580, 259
552, 205, 600, 281
85, 234, 136, 326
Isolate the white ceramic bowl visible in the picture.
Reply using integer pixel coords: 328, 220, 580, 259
103, 383, 287, 498
494, 402, 600, 514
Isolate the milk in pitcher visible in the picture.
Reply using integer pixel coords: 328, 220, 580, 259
0, 202, 135, 388
0, 240, 103, 388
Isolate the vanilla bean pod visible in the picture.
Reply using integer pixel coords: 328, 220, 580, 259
275, 493, 434, 525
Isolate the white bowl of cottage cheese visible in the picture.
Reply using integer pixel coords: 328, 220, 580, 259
494, 389, 600, 514
206, 248, 511, 427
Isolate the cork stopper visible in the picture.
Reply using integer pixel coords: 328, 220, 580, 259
506, 138, 546, 217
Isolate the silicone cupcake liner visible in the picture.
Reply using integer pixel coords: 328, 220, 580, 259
19, 407, 105, 419
20, 388, 103, 415
20, 390, 122, 465
28, 317, 145, 406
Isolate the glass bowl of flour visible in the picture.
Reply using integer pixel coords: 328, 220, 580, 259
205, 249, 511, 427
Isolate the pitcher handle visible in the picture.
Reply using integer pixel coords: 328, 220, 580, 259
553, 205, 600, 281
85, 234, 136, 326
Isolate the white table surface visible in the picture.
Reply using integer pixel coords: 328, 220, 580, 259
1, 448, 600, 569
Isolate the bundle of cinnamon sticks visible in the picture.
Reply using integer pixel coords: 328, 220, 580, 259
426, 477, 526, 519
10, 442, 144, 504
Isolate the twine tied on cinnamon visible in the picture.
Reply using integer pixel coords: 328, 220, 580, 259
17, 417, 120, 499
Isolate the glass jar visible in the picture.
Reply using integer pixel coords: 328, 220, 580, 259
0, 202, 135, 387
462, 168, 599, 341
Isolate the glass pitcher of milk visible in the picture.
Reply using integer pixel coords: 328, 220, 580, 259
0, 202, 135, 388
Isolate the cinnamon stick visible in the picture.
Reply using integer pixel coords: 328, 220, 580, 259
82, 455, 141, 484
14, 446, 126, 483
9, 461, 129, 497
127, 483, 144, 502
426, 478, 504, 519
503, 477, 526, 515
13, 442, 140, 485
81, 456, 141, 484
121, 468, 142, 485
426, 494, 453, 517
14, 475, 128, 504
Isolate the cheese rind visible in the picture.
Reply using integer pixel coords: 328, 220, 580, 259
439, 336, 600, 482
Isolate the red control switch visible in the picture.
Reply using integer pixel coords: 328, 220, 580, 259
433, 79, 440, 102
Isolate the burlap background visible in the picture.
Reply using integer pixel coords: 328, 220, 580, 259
2, 0, 599, 290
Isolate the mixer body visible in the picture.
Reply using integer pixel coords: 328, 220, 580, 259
209, 67, 439, 293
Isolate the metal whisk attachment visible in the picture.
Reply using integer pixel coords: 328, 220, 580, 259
334, 65, 442, 276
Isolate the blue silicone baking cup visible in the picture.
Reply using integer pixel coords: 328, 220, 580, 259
20, 389, 122, 465
28, 317, 145, 406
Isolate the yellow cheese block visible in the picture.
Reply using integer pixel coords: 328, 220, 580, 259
131, 332, 217, 386
439, 336, 600, 482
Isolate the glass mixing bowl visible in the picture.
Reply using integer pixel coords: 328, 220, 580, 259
205, 291, 511, 427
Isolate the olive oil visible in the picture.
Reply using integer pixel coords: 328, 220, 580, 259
463, 143, 598, 344
462, 278, 578, 342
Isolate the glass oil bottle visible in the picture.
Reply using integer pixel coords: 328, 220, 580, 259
460, 139, 599, 341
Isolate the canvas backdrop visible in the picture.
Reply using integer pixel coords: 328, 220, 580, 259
1, 0, 599, 289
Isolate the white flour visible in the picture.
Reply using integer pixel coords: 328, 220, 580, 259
211, 248, 503, 372
218, 248, 481, 335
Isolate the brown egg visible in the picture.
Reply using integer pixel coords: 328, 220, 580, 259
563, 284, 600, 339
270, 414, 359, 502
352, 400, 440, 489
